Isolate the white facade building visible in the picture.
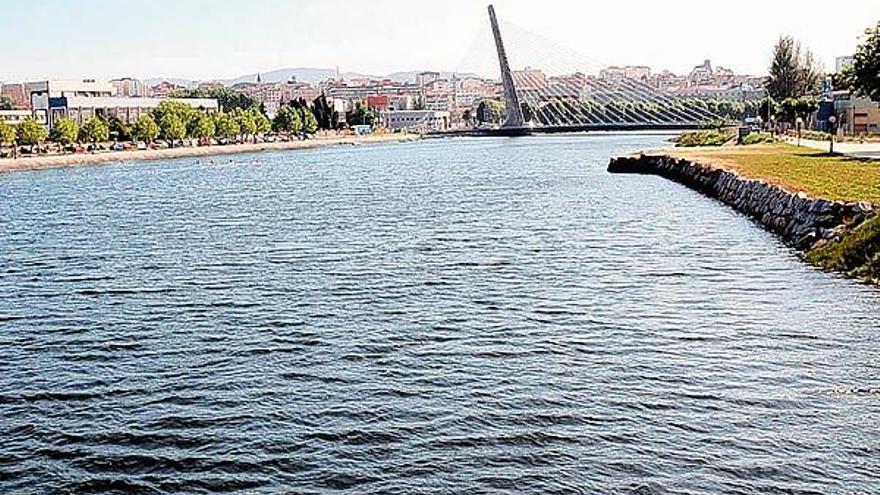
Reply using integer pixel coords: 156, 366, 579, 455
58, 97, 219, 127
385, 110, 450, 132
27, 80, 218, 127
110, 77, 149, 97
0, 110, 32, 125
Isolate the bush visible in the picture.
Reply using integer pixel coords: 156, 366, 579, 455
807, 214, 880, 279
787, 129, 832, 141
673, 130, 733, 147
741, 133, 775, 145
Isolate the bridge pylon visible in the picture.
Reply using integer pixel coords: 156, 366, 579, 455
488, 5, 528, 133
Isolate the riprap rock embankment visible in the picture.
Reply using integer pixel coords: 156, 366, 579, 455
608, 154, 875, 251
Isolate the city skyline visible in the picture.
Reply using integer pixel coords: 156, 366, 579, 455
2, 0, 878, 83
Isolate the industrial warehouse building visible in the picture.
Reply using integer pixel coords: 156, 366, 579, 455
27, 80, 218, 128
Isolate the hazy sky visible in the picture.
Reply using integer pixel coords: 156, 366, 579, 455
2, 0, 877, 82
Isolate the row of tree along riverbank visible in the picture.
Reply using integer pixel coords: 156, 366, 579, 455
0, 95, 347, 159
0, 133, 420, 173
608, 144, 879, 285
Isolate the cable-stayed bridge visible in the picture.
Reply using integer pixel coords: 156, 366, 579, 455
448, 5, 726, 136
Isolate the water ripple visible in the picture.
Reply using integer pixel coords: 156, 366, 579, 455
1, 135, 879, 494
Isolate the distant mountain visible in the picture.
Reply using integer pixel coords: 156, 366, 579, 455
223, 68, 341, 86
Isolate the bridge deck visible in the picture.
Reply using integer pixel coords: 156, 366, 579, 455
430, 123, 705, 138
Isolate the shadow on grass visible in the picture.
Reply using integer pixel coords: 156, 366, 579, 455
799, 151, 880, 164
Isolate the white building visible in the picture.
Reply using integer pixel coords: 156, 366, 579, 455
599, 66, 652, 82
59, 97, 219, 127
688, 60, 714, 85
385, 110, 450, 132
0, 110, 32, 125
28, 80, 218, 127
110, 77, 149, 97
416, 71, 441, 88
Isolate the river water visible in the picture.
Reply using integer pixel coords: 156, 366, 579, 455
1, 134, 878, 494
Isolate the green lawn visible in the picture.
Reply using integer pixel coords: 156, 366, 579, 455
659, 143, 880, 204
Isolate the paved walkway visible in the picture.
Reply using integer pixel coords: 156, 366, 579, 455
783, 136, 880, 160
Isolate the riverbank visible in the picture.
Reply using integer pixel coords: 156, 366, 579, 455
0, 133, 420, 173
609, 143, 879, 285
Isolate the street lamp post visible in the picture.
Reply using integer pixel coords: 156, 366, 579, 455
828, 116, 837, 155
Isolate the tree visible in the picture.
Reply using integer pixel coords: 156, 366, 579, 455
312, 94, 339, 130
232, 108, 257, 142
0, 95, 16, 110
154, 101, 204, 140
779, 97, 818, 125
272, 105, 302, 134
767, 36, 800, 99
16, 117, 48, 151
0, 121, 16, 149
172, 87, 258, 112
254, 111, 272, 134
766, 35, 824, 99
159, 113, 186, 145
108, 117, 132, 141
153, 100, 197, 132
833, 64, 856, 92
346, 102, 375, 126
78, 117, 110, 144
851, 21, 880, 101
213, 113, 240, 140
133, 114, 160, 143
301, 107, 318, 134
799, 49, 823, 97
757, 98, 780, 124
50, 118, 79, 146
476, 100, 505, 124
188, 112, 215, 142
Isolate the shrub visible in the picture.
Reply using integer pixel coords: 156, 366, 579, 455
807, 215, 880, 278
741, 133, 775, 145
673, 130, 733, 147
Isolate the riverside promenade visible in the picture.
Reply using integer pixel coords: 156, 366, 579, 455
0, 133, 419, 173
782, 136, 880, 160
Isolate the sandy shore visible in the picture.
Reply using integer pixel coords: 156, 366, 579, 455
0, 133, 420, 173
